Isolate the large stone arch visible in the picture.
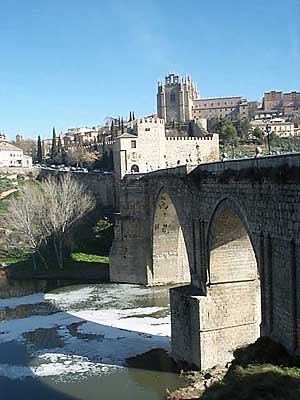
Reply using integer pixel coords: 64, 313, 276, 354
150, 188, 191, 285
199, 197, 262, 368
206, 197, 260, 283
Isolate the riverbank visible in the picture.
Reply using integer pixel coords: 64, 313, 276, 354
1, 252, 110, 283
166, 337, 300, 400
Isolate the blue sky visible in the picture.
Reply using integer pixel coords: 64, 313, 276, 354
1, 0, 299, 139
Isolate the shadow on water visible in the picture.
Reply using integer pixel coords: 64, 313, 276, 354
0, 279, 181, 400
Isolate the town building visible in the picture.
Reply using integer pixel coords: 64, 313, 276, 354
192, 96, 249, 121
42, 124, 113, 158
41, 138, 53, 158
62, 126, 109, 148
113, 117, 219, 178
157, 73, 254, 125
0, 142, 32, 168
0, 132, 8, 143
262, 91, 300, 117
251, 117, 295, 137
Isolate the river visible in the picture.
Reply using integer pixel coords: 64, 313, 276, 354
0, 279, 185, 400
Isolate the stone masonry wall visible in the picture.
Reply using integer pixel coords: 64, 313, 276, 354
38, 169, 116, 209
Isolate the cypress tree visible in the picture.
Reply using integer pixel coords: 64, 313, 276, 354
50, 127, 57, 159
132, 111, 135, 120
57, 136, 62, 153
111, 120, 115, 140
118, 117, 121, 128
188, 121, 194, 136
121, 117, 124, 133
37, 135, 43, 163
129, 111, 132, 122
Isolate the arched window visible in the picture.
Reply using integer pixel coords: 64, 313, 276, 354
131, 164, 139, 173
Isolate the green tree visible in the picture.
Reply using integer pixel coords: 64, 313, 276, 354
129, 111, 132, 122
207, 117, 228, 136
50, 127, 57, 160
121, 117, 124, 133
37, 135, 43, 163
57, 136, 62, 153
132, 111, 135, 120
221, 120, 238, 144
188, 121, 194, 136
110, 121, 115, 140
252, 127, 264, 144
236, 118, 251, 139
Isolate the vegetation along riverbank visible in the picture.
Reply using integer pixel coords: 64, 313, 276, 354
0, 174, 113, 282
166, 337, 300, 400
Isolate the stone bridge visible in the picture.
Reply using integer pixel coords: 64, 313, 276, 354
110, 154, 300, 370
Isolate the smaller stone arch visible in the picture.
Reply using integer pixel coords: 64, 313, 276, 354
207, 198, 259, 284
199, 198, 262, 368
151, 189, 191, 285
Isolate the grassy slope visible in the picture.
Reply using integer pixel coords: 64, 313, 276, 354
202, 365, 300, 400
202, 337, 300, 400
70, 252, 109, 264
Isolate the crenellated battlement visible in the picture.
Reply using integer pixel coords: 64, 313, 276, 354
138, 117, 164, 125
166, 135, 214, 141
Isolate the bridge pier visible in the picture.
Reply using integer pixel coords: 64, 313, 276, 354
170, 283, 261, 370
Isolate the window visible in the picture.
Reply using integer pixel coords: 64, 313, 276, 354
145, 128, 151, 132
131, 164, 139, 173
170, 94, 176, 102
131, 140, 136, 148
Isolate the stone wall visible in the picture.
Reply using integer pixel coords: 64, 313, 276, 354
38, 169, 116, 209
165, 135, 219, 166
110, 153, 300, 369
0, 166, 39, 178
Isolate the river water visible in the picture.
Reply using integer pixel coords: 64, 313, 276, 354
0, 279, 185, 400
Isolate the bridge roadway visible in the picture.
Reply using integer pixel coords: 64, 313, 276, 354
110, 153, 300, 369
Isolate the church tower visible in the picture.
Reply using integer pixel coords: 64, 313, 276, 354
157, 73, 199, 124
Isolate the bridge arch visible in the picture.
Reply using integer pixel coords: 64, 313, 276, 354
207, 197, 260, 284
151, 189, 191, 285
201, 198, 262, 366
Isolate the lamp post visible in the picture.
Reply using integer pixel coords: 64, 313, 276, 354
264, 124, 272, 154
196, 144, 201, 164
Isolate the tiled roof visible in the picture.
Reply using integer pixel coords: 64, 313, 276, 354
0, 142, 23, 152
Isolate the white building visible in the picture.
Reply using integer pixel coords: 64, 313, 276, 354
251, 118, 295, 137
0, 132, 8, 143
113, 117, 219, 178
0, 142, 32, 168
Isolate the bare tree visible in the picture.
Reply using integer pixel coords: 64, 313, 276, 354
43, 175, 95, 269
3, 183, 50, 269
3, 175, 95, 270
66, 148, 97, 167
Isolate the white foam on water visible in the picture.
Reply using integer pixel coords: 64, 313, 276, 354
0, 293, 45, 310
0, 353, 121, 380
0, 284, 172, 381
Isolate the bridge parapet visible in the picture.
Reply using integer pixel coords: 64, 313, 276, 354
190, 152, 300, 179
